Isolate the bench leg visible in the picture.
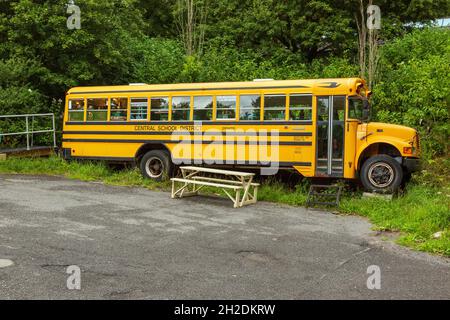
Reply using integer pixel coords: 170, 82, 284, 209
182, 182, 202, 197
171, 180, 176, 198
239, 185, 258, 206
253, 186, 258, 203
239, 177, 257, 207
172, 181, 198, 198
234, 190, 241, 208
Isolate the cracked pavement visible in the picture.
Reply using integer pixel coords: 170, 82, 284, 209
0, 174, 449, 299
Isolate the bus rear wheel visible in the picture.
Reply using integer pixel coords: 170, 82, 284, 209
360, 155, 403, 193
140, 150, 172, 181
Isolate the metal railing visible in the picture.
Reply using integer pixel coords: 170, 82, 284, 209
0, 113, 57, 150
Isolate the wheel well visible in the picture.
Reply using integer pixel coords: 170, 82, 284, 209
358, 143, 401, 171
135, 143, 171, 164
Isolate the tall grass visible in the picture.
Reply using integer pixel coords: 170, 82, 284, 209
0, 156, 168, 189
0, 156, 448, 256
339, 186, 450, 256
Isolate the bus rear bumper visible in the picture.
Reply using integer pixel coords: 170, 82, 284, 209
62, 148, 72, 160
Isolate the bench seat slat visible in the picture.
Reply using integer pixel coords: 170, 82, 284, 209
191, 176, 260, 186
171, 178, 244, 190
180, 166, 255, 177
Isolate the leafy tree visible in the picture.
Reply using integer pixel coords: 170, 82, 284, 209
138, 0, 178, 38
204, 0, 449, 63
205, 0, 354, 62
128, 37, 185, 84
0, 0, 145, 100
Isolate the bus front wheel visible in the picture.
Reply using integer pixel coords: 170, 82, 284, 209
360, 155, 403, 193
140, 150, 173, 181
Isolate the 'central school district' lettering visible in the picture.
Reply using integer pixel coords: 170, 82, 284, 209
134, 125, 200, 132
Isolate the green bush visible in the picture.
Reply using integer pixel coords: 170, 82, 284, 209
373, 28, 450, 158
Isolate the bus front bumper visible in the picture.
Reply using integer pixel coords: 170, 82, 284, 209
402, 157, 420, 173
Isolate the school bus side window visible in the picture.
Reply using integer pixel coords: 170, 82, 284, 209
239, 95, 261, 121
172, 96, 191, 121
150, 97, 169, 121
289, 95, 312, 120
264, 95, 286, 120
193, 96, 213, 121
87, 98, 107, 121
68, 99, 84, 121
110, 98, 128, 121
216, 96, 236, 120
130, 98, 148, 120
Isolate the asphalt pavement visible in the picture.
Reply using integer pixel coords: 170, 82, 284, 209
0, 174, 448, 299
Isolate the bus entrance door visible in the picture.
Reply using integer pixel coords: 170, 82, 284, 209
316, 96, 345, 177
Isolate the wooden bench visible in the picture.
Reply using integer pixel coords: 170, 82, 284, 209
171, 166, 259, 208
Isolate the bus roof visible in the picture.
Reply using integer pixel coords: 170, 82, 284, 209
67, 78, 366, 95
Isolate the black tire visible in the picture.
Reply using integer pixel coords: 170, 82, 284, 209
139, 150, 173, 181
360, 155, 403, 193
403, 172, 412, 184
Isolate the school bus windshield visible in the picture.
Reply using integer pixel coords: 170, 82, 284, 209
348, 96, 370, 122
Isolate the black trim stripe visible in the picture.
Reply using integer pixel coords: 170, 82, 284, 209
65, 121, 313, 126
172, 159, 312, 167
62, 138, 312, 146
62, 130, 313, 137
71, 156, 135, 162
69, 85, 310, 95
69, 155, 311, 167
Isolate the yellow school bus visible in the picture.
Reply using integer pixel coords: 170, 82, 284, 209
62, 78, 420, 192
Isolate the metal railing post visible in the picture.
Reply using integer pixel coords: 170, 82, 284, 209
25, 115, 30, 151
52, 114, 57, 148
31, 115, 34, 148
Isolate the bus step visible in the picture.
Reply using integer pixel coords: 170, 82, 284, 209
306, 184, 343, 208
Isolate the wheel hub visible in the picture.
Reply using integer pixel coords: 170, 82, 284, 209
145, 157, 164, 178
368, 162, 394, 188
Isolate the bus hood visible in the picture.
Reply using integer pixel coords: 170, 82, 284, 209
366, 122, 417, 141
363, 122, 419, 156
